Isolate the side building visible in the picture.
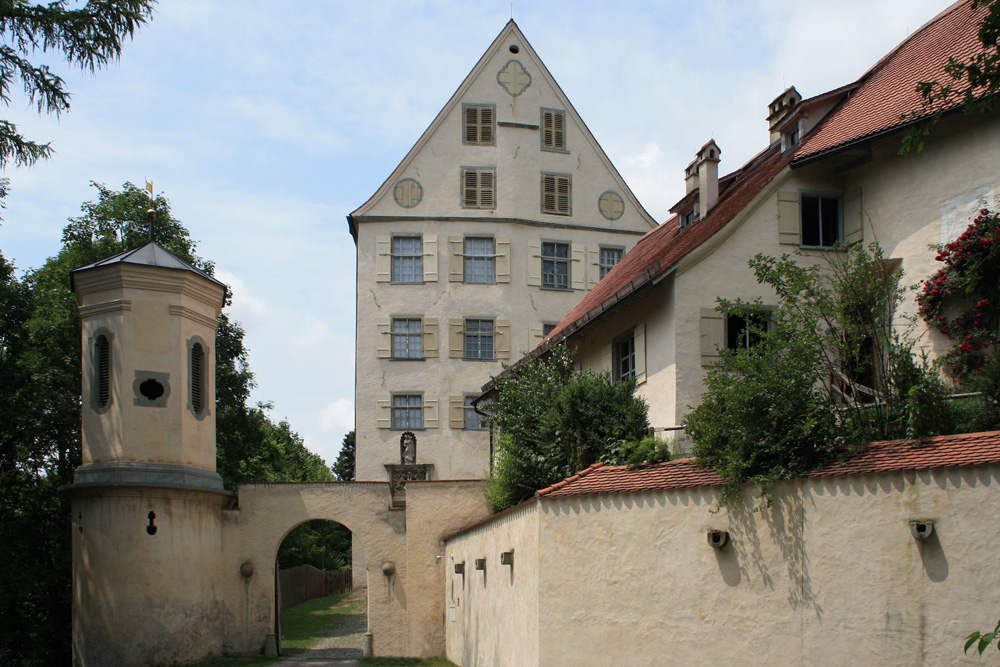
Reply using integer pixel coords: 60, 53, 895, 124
348, 20, 657, 484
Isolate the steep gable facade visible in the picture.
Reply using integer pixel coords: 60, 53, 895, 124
349, 21, 656, 484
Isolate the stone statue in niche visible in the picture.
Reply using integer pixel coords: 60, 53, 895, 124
400, 431, 416, 464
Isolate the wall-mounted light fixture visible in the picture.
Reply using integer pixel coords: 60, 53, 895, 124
707, 530, 729, 548
475, 558, 486, 571
240, 561, 255, 578
382, 561, 396, 576
500, 550, 514, 566
910, 521, 934, 540
454, 562, 465, 574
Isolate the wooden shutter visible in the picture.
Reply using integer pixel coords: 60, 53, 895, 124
376, 321, 391, 359
701, 308, 725, 366
557, 176, 571, 214
480, 171, 495, 209
530, 322, 543, 341
448, 318, 463, 358
542, 174, 556, 213
777, 191, 800, 246
423, 235, 438, 282
375, 236, 391, 282
448, 236, 464, 282
843, 187, 863, 245
587, 247, 600, 288
634, 323, 646, 385
465, 106, 479, 144
496, 238, 511, 283
480, 107, 493, 144
449, 395, 464, 429
542, 109, 565, 149
423, 318, 438, 358
571, 245, 585, 290
376, 392, 391, 429
496, 319, 511, 359
424, 397, 439, 429
527, 241, 541, 286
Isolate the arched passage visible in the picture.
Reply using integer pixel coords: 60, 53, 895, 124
274, 519, 363, 657
224, 482, 408, 657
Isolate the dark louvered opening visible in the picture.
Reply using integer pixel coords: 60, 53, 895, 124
191, 342, 205, 416
96, 335, 110, 409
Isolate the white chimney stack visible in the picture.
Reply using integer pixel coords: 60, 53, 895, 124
697, 139, 721, 215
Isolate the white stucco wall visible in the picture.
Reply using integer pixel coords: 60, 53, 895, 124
445, 501, 541, 667
447, 464, 1000, 666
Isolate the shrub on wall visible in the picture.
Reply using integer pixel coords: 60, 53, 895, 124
684, 243, 954, 507
485, 344, 650, 512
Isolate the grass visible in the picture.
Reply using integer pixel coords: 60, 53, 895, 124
279, 591, 363, 655
183, 591, 362, 666
360, 659, 457, 666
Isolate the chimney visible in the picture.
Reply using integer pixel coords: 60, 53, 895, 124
684, 159, 698, 194
767, 86, 801, 143
697, 139, 721, 214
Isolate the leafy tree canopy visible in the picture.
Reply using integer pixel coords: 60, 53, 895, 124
485, 344, 650, 512
0, 1, 155, 168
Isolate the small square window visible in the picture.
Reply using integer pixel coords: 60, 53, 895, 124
392, 236, 423, 283
392, 395, 423, 429
541, 108, 566, 151
800, 194, 841, 247
542, 323, 557, 337
726, 311, 770, 350
464, 319, 495, 360
541, 173, 571, 215
462, 168, 496, 209
391, 319, 423, 359
599, 247, 623, 279
464, 104, 495, 146
464, 237, 495, 283
541, 242, 570, 290
614, 332, 636, 381
464, 396, 488, 430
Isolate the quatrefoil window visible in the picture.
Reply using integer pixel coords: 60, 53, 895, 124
497, 60, 531, 97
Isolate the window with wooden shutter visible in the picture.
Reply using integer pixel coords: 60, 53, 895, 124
700, 308, 726, 367
541, 173, 571, 216
463, 104, 495, 146
190, 342, 205, 416
541, 108, 566, 151
95, 333, 111, 410
462, 168, 496, 210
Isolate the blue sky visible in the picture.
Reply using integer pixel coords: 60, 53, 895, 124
1, 0, 950, 465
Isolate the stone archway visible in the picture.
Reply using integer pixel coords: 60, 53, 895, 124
223, 482, 409, 657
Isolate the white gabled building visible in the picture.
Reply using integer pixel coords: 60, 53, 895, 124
348, 20, 657, 486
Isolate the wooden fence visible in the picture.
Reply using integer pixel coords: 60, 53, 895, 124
278, 565, 353, 610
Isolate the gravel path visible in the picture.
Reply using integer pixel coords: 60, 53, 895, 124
280, 589, 367, 667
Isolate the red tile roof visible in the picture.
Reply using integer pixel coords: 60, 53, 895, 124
539, 143, 793, 348
794, 0, 989, 161
536, 430, 1000, 497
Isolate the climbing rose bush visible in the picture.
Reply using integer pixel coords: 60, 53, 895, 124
917, 206, 1000, 382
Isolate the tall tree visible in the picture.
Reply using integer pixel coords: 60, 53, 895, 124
0, 1, 156, 168
332, 430, 355, 481
0, 182, 334, 664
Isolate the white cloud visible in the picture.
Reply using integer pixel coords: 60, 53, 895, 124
214, 268, 268, 323
320, 398, 355, 437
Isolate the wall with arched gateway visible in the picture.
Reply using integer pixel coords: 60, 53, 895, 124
220, 479, 488, 657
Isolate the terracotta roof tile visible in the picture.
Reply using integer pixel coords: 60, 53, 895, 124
795, 0, 988, 161
537, 430, 1000, 497
541, 143, 793, 347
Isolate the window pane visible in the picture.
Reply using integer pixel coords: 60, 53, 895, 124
542, 242, 570, 289
821, 197, 840, 247
392, 236, 422, 282
392, 319, 422, 358
464, 396, 487, 430
599, 247, 623, 278
464, 237, 495, 283
392, 395, 422, 429
614, 335, 635, 380
464, 319, 494, 359
801, 196, 821, 246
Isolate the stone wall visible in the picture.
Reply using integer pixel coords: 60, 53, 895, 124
445, 465, 1000, 666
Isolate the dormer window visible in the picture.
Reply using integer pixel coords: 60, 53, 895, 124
781, 123, 801, 152
680, 201, 700, 230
